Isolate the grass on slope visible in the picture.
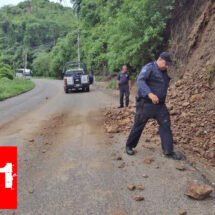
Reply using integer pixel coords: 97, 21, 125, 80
0, 78, 35, 101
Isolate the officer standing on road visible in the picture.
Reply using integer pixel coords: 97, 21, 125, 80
117, 65, 131, 108
125, 52, 185, 160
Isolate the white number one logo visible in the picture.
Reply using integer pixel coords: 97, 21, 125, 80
0, 163, 13, 188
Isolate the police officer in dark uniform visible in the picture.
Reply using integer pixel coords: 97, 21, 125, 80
125, 52, 185, 160
117, 65, 131, 108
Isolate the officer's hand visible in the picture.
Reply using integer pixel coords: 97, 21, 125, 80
148, 93, 159, 104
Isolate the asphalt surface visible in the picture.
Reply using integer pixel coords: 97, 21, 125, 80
0, 79, 214, 215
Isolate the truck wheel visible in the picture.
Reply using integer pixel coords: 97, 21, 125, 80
65, 89, 69, 94
86, 86, 90, 92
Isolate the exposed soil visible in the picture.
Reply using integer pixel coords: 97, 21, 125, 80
104, 0, 215, 168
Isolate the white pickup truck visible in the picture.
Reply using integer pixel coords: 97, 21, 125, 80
64, 68, 90, 93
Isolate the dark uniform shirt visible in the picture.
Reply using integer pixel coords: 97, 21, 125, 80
118, 71, 130, 86
137, 61, 171, 104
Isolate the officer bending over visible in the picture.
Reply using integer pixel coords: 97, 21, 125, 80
125, 52, 185, 160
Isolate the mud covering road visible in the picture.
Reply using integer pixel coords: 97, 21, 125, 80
0, 79, 214, 215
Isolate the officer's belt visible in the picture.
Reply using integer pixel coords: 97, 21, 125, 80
137, 97, 165, 104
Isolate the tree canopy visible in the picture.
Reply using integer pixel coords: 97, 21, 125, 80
74, 0, 175, 74
0, 0, 175, 78
0, 0, 77, 77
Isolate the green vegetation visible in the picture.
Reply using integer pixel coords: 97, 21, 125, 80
106, 80, 117, 89
0, 0, 78, 78
0, 63, 14, 79
0, 0, 176, 79
73, 0, 175, 74
0, 79, 35, 101
95, 76, 105, 82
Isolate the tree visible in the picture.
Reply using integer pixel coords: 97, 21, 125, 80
32, 52, 51, 76
78, 0, 175, 73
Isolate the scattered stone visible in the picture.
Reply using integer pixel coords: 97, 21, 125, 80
185, 181, 213, 200
175, 163, 186, 171
136, 184, 144, 191
170, 109, 180, 115
29, 139, 34, 142
133, 196, 145, 201
207, 151, 215, 159
106, 125, 120, 133
142, 174, 149, 178
119, 118, 131, 126
182, 102, 190, 107
143, 145, 155, 151
42, 149, 47, 153
116, 156, 122, 161
118, 162, 125, 169
143, 158, 155, 164
175, 80, 182, 87
179, 209, 187, 215
190, 94, 202, 103
127, 184, 136, 191
28, 188, 34, 194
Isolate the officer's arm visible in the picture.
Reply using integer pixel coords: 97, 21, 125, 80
117, 73, 120, 84
137, 66, 152, 98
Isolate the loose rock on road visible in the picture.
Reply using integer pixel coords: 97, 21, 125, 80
0, 79, 214, 215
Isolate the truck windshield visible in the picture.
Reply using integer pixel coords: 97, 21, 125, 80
64, 70, 84, 77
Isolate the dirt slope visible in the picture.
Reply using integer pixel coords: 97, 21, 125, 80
104, 0, 215, 167
167, 0, 215, 165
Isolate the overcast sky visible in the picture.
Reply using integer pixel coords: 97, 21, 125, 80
0, 0, 72, 8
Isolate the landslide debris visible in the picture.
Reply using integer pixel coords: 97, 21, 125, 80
103, 79, 215, 167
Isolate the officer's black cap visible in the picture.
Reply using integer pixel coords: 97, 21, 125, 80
159, 52, 172, 65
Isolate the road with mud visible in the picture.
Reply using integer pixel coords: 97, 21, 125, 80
0, 79, 214, 215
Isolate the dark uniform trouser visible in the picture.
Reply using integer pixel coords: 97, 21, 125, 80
126, 99, 174, 154
119, 85, 129, 107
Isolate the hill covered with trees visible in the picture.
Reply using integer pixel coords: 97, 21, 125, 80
0, 0, 175, 77
0, 0, 78, 77
71, 0, 175, 74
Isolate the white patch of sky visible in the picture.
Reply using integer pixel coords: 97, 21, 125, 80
0, 0, 72, 8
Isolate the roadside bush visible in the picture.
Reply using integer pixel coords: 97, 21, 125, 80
32, 52, 51, 77
0, 63, 14, 80
95, 76, 105, 82
0, 77, 11, 81
106, 79, 118, 89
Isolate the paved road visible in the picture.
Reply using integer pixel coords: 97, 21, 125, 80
0, 79, 214, 215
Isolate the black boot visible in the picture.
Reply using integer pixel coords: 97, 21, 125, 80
165, 151, 186, 160
126, 146, 135, 155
